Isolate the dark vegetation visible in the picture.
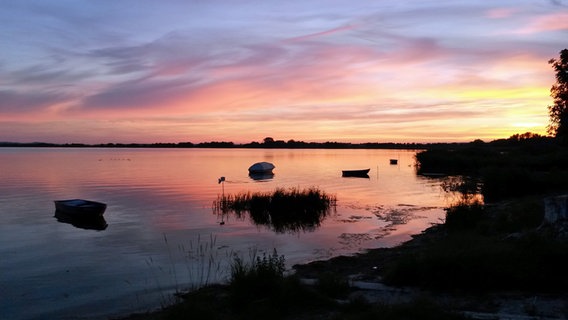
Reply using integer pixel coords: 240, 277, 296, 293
416, 133, 568, 202
402, 126, 568, 294
547, 48, 568, 144
126, 251, 468, 320
213, 187, 336, 233
381, 198, 568, 293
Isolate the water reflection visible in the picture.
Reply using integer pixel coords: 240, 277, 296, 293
54, 210, 108, 230
248, 172, 275, 181
230, 205, 334, 234
0, 148, 449, 320
341, 174, 369, 179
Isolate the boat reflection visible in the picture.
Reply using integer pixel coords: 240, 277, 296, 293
342, 174, 369, 179
248, 172, 275, 181
54, 210, 108, 231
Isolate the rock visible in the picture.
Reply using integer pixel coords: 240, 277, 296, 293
544, 195, 568, 223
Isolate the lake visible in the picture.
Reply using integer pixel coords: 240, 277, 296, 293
0, 148, 450, 319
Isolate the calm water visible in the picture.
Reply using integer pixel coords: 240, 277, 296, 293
0, 148, 449, 319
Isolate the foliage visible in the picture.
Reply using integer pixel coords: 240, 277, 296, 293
444, 199, 485, 231
229, 249, 286, 307
548, 48, 568, 142
227, 249, 336, 318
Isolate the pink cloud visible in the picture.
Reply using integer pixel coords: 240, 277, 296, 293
517, 12, 568, 34
485, 8, 517, 19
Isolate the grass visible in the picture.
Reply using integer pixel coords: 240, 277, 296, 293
135, 250, 467, 320
213, 187, 336, 233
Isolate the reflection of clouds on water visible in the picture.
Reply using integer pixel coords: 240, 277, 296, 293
338, 229, 393, 250
343, 203, 374, 211
373, 205, 435, 226
337, 215, 373, 223
339, 233, 373, 245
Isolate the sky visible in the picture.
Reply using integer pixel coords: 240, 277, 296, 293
1, 1, 567, 144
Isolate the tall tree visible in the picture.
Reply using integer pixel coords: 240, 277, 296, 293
547, 49, 568, 143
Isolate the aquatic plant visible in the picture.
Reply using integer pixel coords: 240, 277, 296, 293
213, 187, 337, 233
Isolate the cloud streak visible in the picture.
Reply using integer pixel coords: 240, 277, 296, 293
0, 0, 564, 143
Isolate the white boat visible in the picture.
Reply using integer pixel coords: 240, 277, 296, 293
248, 162, 275, 174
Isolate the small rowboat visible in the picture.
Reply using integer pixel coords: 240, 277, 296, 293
390, 159, 398, 165
342, 168, 370, 177
54, 199, 107, 218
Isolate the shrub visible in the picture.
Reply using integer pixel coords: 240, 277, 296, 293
444, 200, 485, 231
229, 249, 286, 307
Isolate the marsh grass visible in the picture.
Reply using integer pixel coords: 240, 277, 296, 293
229, 249, 285, 305
178, 234, 228, 291
213, 187, 337, 233
144, 233, 229, 311
226, 248, 336, 317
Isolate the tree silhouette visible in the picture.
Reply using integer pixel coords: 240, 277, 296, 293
547, 49, 568, 143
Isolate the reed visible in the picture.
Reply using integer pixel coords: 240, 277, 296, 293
213, 187, 337, 233
178, 233, 229, 291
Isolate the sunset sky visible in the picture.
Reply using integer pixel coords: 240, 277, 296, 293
1, 1, 567, 144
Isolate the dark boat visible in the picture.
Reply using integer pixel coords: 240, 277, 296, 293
342, 168, 370, 177
54, 199, 107, 218
390, 159, 398, 165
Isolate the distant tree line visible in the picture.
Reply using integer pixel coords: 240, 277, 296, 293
0, 133, 556, 149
